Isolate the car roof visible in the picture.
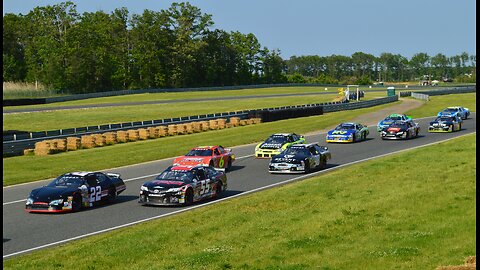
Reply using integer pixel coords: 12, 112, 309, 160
192, 146, 217, 150
68, 171, 94, 177
170, 165, 206, 171
387, 114, 405, 117
272, 133, 293, 136
290, 142, 319, 148
339, 122, 357, 125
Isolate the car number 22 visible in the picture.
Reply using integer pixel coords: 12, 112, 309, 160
89, 186, 102, 202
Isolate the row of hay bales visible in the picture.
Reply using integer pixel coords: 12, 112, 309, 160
436, 256, 476, 270
27, 117, 262, 156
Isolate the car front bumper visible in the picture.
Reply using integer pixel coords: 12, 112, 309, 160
255, 149, 282, 158
269, 163, 305, 173
138, 192, 185, 206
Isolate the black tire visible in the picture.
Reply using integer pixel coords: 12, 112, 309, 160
226, 159, 232, 171
449, 125, 454, 132
215, 183, 223, 197
209, 160, 214, 167
320, 157, 327, 169
106, 187, 116, 204
72, 194, 82, 212
185, 189, 194, 205
304, 161, 311, 173
352, 134, 356, 143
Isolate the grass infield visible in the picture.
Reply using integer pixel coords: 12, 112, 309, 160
4, 133, 475, 269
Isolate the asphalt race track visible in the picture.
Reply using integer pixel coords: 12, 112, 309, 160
3, 113, 476, 258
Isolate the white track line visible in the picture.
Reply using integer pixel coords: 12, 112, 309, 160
2, 132, 475, 259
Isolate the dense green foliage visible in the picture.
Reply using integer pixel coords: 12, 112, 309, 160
4, 133, 476, 269
3, 2, 476, 94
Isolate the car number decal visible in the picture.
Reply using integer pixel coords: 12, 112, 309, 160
89, 186, 102, 203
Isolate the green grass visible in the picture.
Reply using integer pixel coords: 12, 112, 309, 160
3, 93, 342, 132
2, 101, 400, 186
4, 133, 476, 270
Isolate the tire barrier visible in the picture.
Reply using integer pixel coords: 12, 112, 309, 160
251, 106, 324, 123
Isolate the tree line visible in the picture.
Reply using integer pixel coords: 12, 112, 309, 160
3, 2, 476, 94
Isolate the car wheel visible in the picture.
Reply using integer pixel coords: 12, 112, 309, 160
185, 189, 194, 205
73, 194, 82, 212
209, 160, 214, 167
459, 123, 462, 131
226, 159, 232, 171
106, 187, 116, 204
304, 161, 311, 173
215, 183, 222, 197
320, 157, 327, 169
449, 125, 454, 132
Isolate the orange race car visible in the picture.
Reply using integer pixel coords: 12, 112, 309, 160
173, 146, 235, 171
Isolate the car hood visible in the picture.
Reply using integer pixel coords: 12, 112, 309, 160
271, 153, 307, 163
174, 156, 209, 164
144, 180, 186, 189
30, 186, 78, 202
327, 129, 355, 136
378, 120, 395, 126
259, 142, 284, 149
430, 120, 453, 125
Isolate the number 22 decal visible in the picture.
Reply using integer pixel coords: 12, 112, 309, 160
89, 186, 102, 202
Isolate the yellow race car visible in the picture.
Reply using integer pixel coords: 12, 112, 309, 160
255, 133, 305, 158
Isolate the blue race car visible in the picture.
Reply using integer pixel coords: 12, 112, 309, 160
437, 106, 470, 120
326, 122, 369, 143
377, 114, 413, 131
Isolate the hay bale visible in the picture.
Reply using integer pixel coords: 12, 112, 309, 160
465, 256, 476, 266
199, 121, 210, 131
436, 266, 475, 270
168, 124, 178, 136
184, 123, 194, 134
51, 139, 67, 152
217, 118, 226, 129
23, 148, 34, 156
138, 128, 150, 140
191, 122, 202, 132
92, 134, 106, 147
239, 120, 248, 126
103, 132, 117, 145
252, 118, 262, 124
229, 117, 240, 127
209, 119, 219, 130
147, 127, 159, 138
81, 135, 95, 149
155, 126, 167, 137
67, 137, 81, 150
226, 123, 234, 128
117, 131, 129, 143
34, 140, 51, 156
127, 130, 139, 141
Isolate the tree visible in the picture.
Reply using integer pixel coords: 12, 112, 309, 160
3, 13, 27, 82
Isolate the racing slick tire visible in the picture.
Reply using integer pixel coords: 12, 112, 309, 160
304, 162, 311, 173
226, 159, 232, 171
459, 123, 462, 131
209, 160, 214, 167
320, 158, 327, 169
185, 188, 194, 205
73, 194, 82, 212
449, 125, 454, 132
106, 187, 117, 204
214, 183, 223, 197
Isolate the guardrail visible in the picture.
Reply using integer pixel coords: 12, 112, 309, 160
408, 86, 476, 101
3, 96, 399, 156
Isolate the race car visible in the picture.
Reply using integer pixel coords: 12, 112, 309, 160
25, 171, 126, 213
377, 114, 413, 131
428, 115, 462, 132
269, 143, 331, 174
380, 120, 420, 140
437, 106, 470, 120
326, 122, 369, 143
255, 133, 305, 158
173, 145, 235, 171
139, 165, 227, 206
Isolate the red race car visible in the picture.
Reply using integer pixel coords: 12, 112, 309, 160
173, 146, 235, 171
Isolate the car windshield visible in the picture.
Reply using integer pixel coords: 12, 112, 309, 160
185, 149, 212, 156
444, 108, 458, 113
283, 147, 309, 156
385, 115, 403, 121
48, 175, 85, 187
335, 124, 355, 130
265, 135, 287, 144
155, 170, 195, 182
436, 116, 454, 122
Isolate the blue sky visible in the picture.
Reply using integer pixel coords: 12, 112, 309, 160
3, 0, 476, 59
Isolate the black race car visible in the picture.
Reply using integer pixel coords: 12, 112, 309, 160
429, 115, 462, 133
268, 143, 331, 173
380, 120, 420, 140
139, 165, 227, 206
25, 171, 126, 213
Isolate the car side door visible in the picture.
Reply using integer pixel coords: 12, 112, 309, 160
196, 168, 211, 198
85, 174, 102, 206
308, 146, 320, 168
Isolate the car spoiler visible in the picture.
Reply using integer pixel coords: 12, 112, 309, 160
106, 172, 121, 178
